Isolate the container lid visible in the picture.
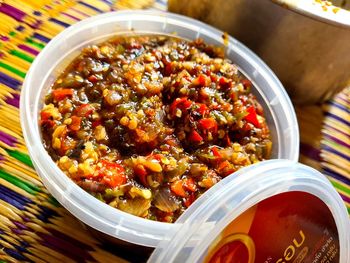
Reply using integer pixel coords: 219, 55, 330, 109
149, 160, 350, 262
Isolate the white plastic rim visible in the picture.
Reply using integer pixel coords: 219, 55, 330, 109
272, 0, 350, 28
20, 10, 299, 247
149, 160, 350, 262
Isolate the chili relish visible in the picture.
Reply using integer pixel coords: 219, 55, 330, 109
40, 35, 272, 222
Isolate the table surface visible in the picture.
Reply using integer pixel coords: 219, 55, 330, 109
0, 0, 348, 262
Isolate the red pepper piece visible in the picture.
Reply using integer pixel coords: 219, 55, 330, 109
212, 146, 222, 158
183, 178, 197, 192
230, 90, 239, 101
241, 79, 252, 89
217, 160, 236, 177
40, 111, 51, 121
159, 212, 174, 223
88, 75, 98, 83
52, 88, 74, 101
197, 103, 209, 116
184, 192, 196, 208
188, 130, 203, 144
170, 97, 192, 116
225, 134, 231, 146
97, 160, 126, 188
165, 62, 176, 75
69, 116, 82, 131
57, 127, 69, 156
40, 112, 55, 128
134, 164, 148, 186
170, 180, 187, 197
181, 99, 193, 109
75, 104, 94, 117
219, 77, 230, 88
244, 106, 260, 128
60, 137, 78, 156
242, 122, 253, 132
198, 118, 218, 133
193, 74, 208, 86
41, 119, 55, 128
92, 119, 102, 128
204, 69, 211, 76
218, 160, 230, 170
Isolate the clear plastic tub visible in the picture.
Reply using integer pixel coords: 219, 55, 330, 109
20, 10, 299, 248
149, 160, 350, 262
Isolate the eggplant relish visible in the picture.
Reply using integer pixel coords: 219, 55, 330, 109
40, 35, 272, 222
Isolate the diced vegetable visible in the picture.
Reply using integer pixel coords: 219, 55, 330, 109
154, 188, 180, 213
244, 106, 260, 128
40, 35, 271, 222
69, 116, 82, 131
118, 198, 151, 217
134, 164, 148, 186
144, 159, 162, 173
41, 111, 52, 121
88, 75, 98, 83
198, 118, 218, 133
184, 192, 195, 208
78, 180, 107, 193
219, 77, 230, 87
52, 88, 74, 101
92, 120, 102, 128
129, 186, 152, 199
170, 180, 187, 197
189, 163, 208, 177
188, 130, 203, 144
170, 97, 192, 116
196, 103, 208, 116
183, 178, 197, 192
241, 79, 252, 89
75, 104, 94, 117
193, 74, 209, 86
96, 160, 126, 188
211, 146, 222, 158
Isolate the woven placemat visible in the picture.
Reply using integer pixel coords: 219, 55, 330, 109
0, 0, 348, 262
321, 87, 350, 214
296, 87, 350, 215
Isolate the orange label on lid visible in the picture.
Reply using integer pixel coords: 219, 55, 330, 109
204, 192, 339, 263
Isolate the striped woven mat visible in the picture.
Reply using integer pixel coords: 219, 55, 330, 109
0, 0, 348, 262
321, 88, 350, 214
296, 88, 350, 215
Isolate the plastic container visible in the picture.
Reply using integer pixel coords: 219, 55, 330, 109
20, 10, 299, 249
149, 160, 350, 262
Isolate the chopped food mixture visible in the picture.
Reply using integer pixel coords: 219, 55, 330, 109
40, 35, 272, 222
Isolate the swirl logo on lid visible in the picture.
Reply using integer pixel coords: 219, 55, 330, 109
207, 233, 255, 263
203, 192, 339, 263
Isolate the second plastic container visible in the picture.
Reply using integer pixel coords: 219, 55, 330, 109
149, 160, 350, 262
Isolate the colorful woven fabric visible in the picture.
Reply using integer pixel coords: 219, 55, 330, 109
321, 87, 350, 214
297, 87, 350, 216
0, 0, 348, 262
0, 1, 133, 262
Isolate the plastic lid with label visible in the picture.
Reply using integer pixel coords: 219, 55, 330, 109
149, 160, 350, 263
